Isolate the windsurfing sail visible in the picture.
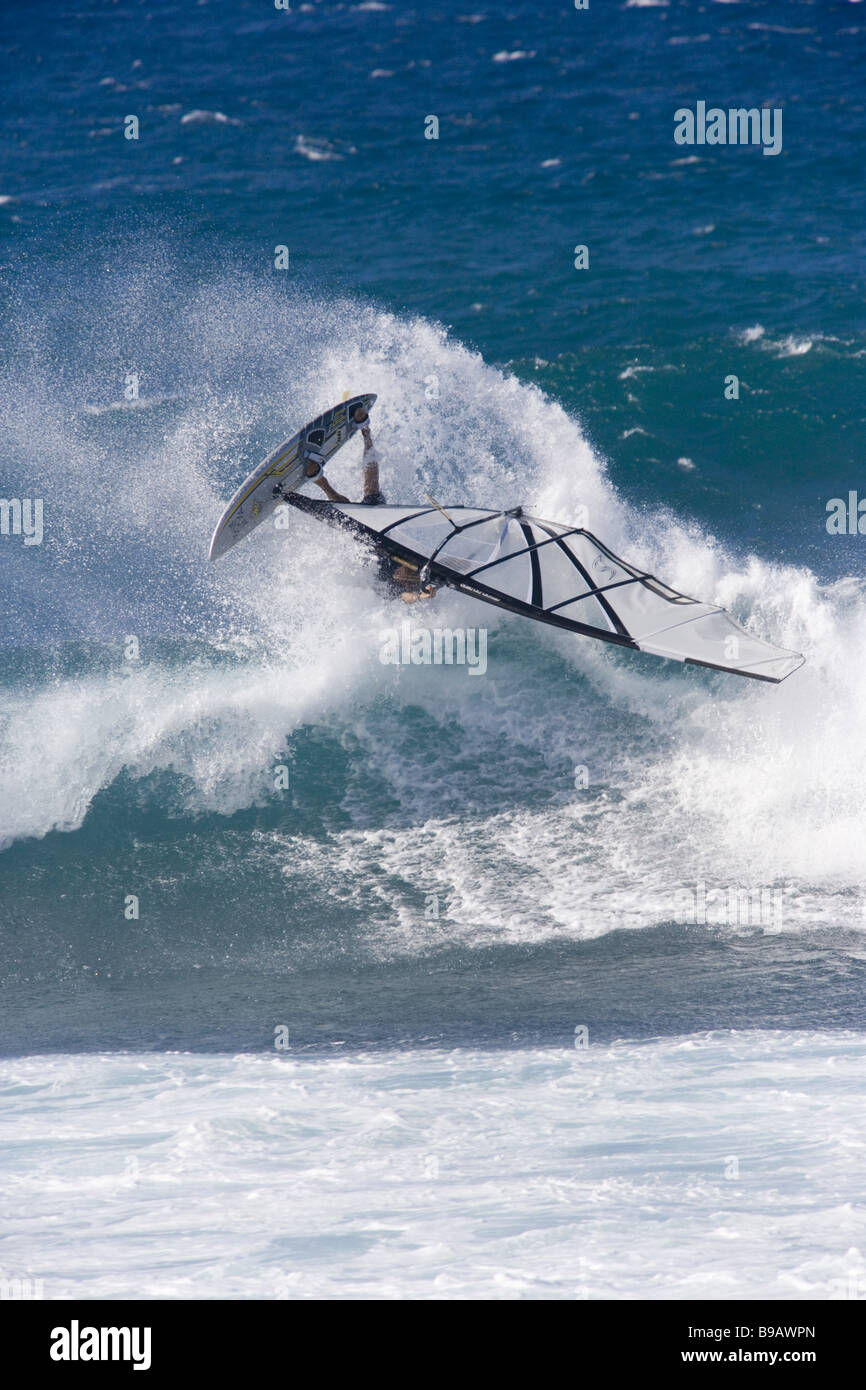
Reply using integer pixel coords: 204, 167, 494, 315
287, 497, 804, 683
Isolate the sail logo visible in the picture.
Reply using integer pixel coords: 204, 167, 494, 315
826, 492, 866, 534
674, 102, 783, 157
0, 497, 43, 545
379, 622, 488, 675
50, 1320, 152, 1371
592, 555, 617, 584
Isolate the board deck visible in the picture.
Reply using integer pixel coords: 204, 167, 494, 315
208, 393, 376, 560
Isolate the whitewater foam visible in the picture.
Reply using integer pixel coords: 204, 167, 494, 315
2, 1032, 863, 1299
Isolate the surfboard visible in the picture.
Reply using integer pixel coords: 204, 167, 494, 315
208, 393, 376, 560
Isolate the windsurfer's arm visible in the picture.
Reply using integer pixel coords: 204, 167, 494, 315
401, 584, 437, 604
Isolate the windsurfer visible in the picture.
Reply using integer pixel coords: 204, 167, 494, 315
304, 406, 436, 604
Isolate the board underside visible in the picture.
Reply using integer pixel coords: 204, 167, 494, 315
208, 393, 376, 560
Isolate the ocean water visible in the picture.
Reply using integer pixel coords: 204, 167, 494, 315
1, 0, 865, 1300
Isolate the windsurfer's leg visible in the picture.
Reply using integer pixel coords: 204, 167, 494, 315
312, 476, 350, 504
363, 459, 380, 498
360, 425, 382, 502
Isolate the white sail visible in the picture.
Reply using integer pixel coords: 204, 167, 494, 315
326, 503, 804, 683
